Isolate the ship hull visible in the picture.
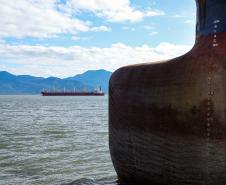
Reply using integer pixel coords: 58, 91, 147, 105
41, 92, 104, 96
109, 35, 226, 185
109, 1, 226, 184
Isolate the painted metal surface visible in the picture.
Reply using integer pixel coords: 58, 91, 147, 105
41, 92, 104, 96
109, 0, 226, 184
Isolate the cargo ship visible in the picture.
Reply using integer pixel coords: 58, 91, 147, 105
41, 87, 104, 96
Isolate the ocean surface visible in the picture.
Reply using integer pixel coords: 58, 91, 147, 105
0, 95, 118, 185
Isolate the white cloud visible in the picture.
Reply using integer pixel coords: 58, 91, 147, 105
0, 42, 192, 77
122, 26, 130, 30
90, 26, 111, 32
67, 0, 164, 22
122, 27, 135, 31
71, 36, 91, 41
71, 36, 81, 41
0, 40, 5, 44
0, 0, 109, 38
184, 19, 195, 24
171, 10, 196, 25
171, 11, 189, 18
144, 25, 155, 30
0, 64, 7, 69
149, 31, 158, 36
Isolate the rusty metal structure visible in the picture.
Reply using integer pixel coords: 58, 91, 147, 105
109, 0, 226, 184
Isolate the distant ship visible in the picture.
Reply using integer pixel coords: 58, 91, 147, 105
41, 87, 104, 96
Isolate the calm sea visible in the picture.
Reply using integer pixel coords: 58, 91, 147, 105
0, 95, 117, 185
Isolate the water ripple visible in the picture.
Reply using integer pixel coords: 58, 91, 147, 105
0, 95, 117, 185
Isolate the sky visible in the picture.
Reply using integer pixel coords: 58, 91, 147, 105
0, 0, 196, 77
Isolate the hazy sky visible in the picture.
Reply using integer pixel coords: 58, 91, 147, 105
0, 0, 196, 77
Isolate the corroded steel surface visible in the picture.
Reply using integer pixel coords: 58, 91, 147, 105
109, 0, 226, 184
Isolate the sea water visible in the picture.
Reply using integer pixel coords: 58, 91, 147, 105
0, 95, 117, 185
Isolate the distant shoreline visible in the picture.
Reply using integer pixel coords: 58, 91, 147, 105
0, 70, 112, 94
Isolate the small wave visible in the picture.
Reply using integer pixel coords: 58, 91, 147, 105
63, 177, 117, 185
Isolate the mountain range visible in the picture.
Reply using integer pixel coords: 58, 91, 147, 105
0, 69, 112, 94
